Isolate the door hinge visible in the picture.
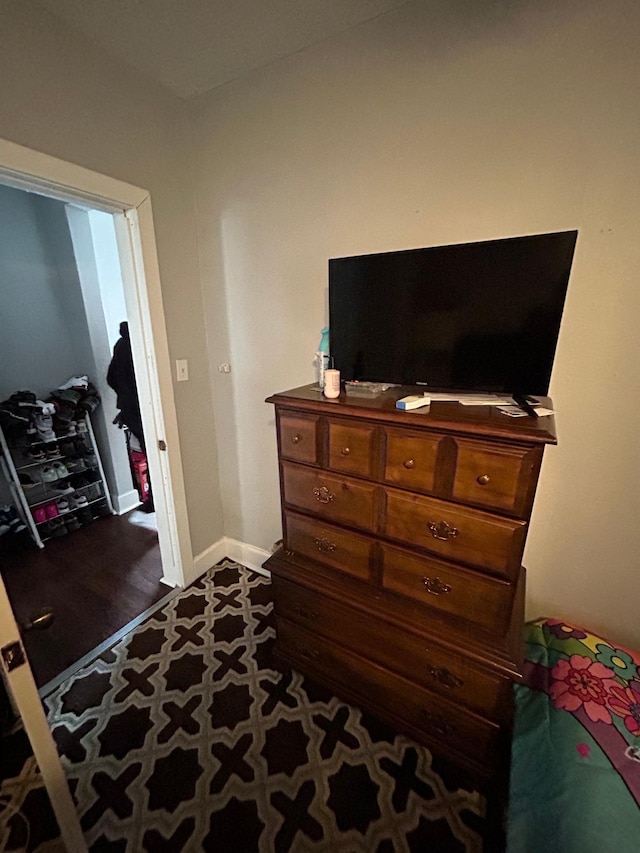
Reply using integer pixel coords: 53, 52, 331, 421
158, 439, 167, 452
2, 641, 26, 672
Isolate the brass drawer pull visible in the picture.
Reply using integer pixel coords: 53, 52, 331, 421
313, 486, 335, 504
314, 537, 336, 553
291, 434, 301, 444
340, 447, 350, 456
428, 520, 458, 541
295, 604, 320, 621
421, 708, 455, 737
403, 459, 415, 469
476, 473, 490, 486
423, 576, 452, 596
426, 664, 464, 690
297, 644, 320, 661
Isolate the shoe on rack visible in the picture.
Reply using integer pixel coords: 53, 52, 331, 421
0, 506, 26, 534
40, 465, 58, 483
47, 517, 67, 538
76, 507, 92, 525
79, 395, 100, 414
65, 515, 81, 532
0, 509, 12, 535
51, 481, 75, 496
18, 472, 39, 489
51, 461, 70, 479
56, 498, 70, 514
93, 500, 110, 518
55, 388, 82, 406
87, 483, 102, 501
4, 506, 27, 533
25, 446, 46, 461
77, 420, 88, 434
34, 412, 56, 443
46, 444, 60, 458
70, 492, 88, 508
65, 457, 87, 472
52, 401, 75, 426
67, 422, 77, 436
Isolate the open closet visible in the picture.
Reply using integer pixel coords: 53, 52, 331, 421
0, 181, 167, 690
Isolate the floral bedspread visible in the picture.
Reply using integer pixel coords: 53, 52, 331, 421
507, 618, 640, 853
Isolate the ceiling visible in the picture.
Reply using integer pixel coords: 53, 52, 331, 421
36, 0, 410, 100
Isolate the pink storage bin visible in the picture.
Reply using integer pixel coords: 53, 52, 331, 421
32, 506, 47, 524
44, 501, 59, 519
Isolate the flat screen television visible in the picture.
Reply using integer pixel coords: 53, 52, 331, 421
328, 230, 578, 397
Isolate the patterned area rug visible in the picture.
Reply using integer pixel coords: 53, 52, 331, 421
1, 559, 487, 851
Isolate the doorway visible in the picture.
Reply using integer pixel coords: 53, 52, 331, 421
0, 137, 192, 691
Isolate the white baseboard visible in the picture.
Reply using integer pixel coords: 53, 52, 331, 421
113, 488, 141, 515
193, 537, 271, 580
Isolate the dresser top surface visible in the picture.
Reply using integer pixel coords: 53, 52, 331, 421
266, 384, 557, 445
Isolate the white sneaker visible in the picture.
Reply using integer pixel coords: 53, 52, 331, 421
36, 400, 56, 415
51, 481, 75, 496
34, 412, 56, 443
51, 461, 70, 478
59, 376, 89, 390
40, 465, 58, 483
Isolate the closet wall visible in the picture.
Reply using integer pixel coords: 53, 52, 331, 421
0, 184, 94, 395
0, 184, 134, 510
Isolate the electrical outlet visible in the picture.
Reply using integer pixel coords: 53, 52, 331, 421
218, 363, 231, 373
176, 359, 189, 381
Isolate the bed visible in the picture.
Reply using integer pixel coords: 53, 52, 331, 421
508, 618, 640, 852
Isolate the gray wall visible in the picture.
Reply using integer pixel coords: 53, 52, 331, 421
0, 185, 137, 511
0, 184, 96, 401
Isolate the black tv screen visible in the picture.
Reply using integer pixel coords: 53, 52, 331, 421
329, 230, 578, 396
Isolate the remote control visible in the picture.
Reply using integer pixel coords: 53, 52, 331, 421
395, 394, 431, 411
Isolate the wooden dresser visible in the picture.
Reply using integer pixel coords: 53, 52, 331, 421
263, 384, 556, 784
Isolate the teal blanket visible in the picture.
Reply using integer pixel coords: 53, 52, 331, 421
508, 619, 640, 853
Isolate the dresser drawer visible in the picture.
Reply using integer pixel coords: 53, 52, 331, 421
278, 413, 320, 465
328, 420, 377, 479
273, 575, 511, 719
384, 488, 526, 579
383, 428, 443, 493
380, 543, 513, 633
452, 437, 541, 516
276, 616, 501, 767
282, 462, 378, 532
284, 512, 373, 582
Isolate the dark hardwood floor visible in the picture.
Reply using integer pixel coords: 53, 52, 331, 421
0, 510, 170, 689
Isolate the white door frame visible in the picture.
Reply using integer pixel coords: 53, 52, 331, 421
0, 573, 87, 851
0, 136, 193, 587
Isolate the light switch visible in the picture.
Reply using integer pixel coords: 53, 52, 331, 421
176, 359, 189, 382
